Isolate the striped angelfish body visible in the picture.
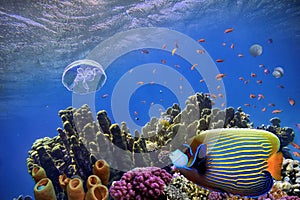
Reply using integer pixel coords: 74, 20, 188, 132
187, 128, 281, 197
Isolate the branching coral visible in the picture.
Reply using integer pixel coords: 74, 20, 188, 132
110, 167, 172, 200
165, 173, 210, 200
275, 159, 300, 197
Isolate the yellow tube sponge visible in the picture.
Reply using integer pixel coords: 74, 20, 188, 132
67, 178, 85, 200
59, 174, 70, 191
85, 185, 109, 200
93, 160, 110, 186
86, 175, 102, 190
32, 165, 47, 183
34, 178, 57, 200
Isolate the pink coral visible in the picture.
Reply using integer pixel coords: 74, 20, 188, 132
109, 167, 172, 200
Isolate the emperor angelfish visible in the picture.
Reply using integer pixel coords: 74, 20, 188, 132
169, 128, 283, 197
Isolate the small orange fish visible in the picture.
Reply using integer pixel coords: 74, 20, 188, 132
262, 107, 267, 112
268, 103, 275, 107
257, 94, 265, 101
216, 59, 224, 63
179, 77, 184, 81
251, 73, 257, 77
141, 49, 149, 54
224, 28, 234, 33
293, 152, 300, 158
244, 80, 249, 84
288, 98, 295, 106
239, 77, 244, 81
149, 81, 155, 85
221, 102, 226, 107
250, 94, 256, 99
175, 64, 180, 68
264, 69, 270, 74
129, 69, 134, 74
218, 93, 224, 98
216, 73, 226, 80
102, 94, 109, 98
134, 111, 138, 116
259, 64, 265, 68
198, 38, 205, 42
272, 109, 283, 114
230, 43, 234, 49
256, 80, 263, 84
244, 104, 251, 107
291, 142, 300, 150
191, 64, 198, 70
196, 49, 205, 54
237, 53, 243, 58
162, 44, 166, 49
137, 81, 144, 85
216, 85, 221, 90
199, 79, 205, 83
210, 94, 217, 99
161, 59, 166, 64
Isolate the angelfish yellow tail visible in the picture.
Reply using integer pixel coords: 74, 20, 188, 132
267, 151, 283, 181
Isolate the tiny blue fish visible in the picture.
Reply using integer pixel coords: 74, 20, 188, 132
169, 128, 283, 197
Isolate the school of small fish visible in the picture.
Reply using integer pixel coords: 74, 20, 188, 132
109, 27, 299, 177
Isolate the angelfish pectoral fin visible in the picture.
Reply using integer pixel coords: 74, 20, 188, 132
169, 149, 189, 169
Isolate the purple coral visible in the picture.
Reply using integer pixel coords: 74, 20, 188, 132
208, 191, 224, 200
110, 167, 172, 200
279, 196, 300, 200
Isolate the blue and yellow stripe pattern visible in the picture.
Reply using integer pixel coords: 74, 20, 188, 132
179, 128, 283, 197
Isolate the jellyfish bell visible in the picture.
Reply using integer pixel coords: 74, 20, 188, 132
249, 44, 263, 57
272, 66, 284, 78
62, 59, 107, 94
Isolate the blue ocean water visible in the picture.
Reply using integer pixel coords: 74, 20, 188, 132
0, 1, 299, 199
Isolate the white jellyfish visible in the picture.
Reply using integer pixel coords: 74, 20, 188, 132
249, 44, 263, 57
62, 60, 107, 94
272, 66, 284, 78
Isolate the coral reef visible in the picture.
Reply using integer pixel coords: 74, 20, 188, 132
165, 173, 210, 200
109, 167, 172, 200
257, 117, 295, 158
142, 93, 254, 154
275, 159, 300, 197
26, 92, 298, 199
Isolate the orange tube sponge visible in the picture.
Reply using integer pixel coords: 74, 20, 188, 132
59, 174, 70, 191
34, 178, 57, 200
93, 160, 110, 186
67, 178, 85, 200
87, 175, 102, 190
85, 185, 109, 200
32, 165, 47, 183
